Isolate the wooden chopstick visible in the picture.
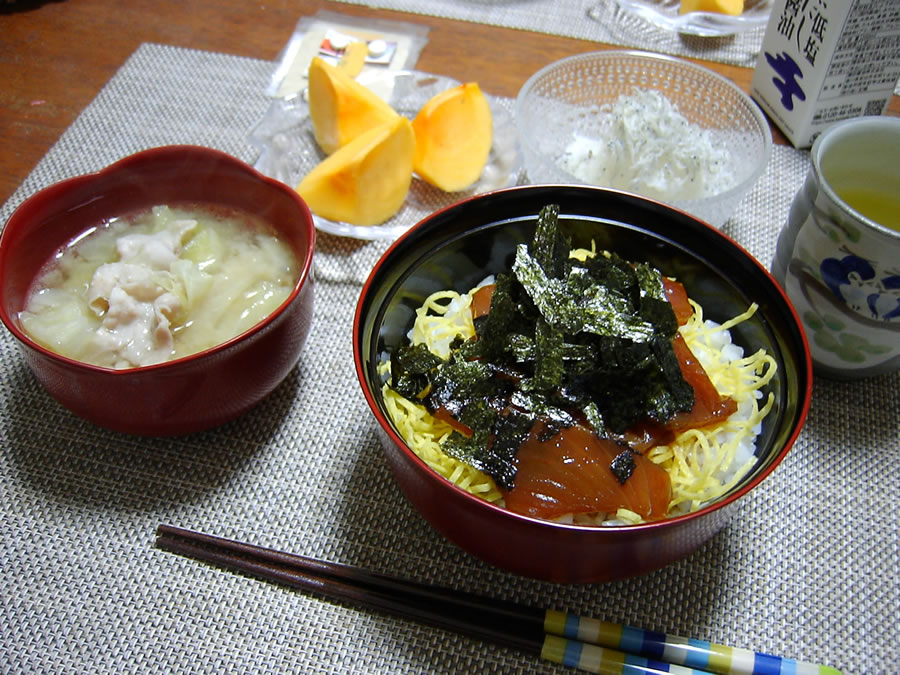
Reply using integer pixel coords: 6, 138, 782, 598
155, 524, 707, 674
156, 525, 540, 655
155, 525, 836, 675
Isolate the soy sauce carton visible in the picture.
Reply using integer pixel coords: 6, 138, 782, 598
750, 0, 900, 149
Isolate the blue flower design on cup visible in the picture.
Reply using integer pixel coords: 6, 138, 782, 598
821, 254, 900, 322
772, 116, 900, 378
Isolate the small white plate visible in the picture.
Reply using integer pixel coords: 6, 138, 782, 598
609, 0, 771, 37
248, 70, 522, 241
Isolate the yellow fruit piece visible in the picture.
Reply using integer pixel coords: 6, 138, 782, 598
307, 56, 398, 155
296, 116, 414, 226
337, 41, 368, 78
411, 82, 493, 193
679, 0, 743, 15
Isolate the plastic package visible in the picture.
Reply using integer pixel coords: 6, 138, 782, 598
267, 10, 430, 98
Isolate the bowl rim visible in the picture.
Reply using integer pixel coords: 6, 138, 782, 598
514, 50, 773, 218
0, 144, 316, 375
354, 183, 813, 533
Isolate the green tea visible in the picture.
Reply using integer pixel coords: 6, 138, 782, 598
834, 185, 900, 233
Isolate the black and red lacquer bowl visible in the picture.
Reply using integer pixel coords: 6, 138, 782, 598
354, 184, 811, 583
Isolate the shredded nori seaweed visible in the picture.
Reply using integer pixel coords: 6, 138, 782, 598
442, 404, 533, 490
610, 449, 636, 485
390, 343, 443, 399
389, 204, 694, 489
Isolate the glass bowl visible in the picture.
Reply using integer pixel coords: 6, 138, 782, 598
515, 50, 772, 228
608, 0, 772, 37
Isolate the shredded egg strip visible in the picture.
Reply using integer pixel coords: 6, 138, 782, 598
647, 300, 777, 514
382, 384, 504, 503
382, 290, 504, 503
406, 290, 476, 360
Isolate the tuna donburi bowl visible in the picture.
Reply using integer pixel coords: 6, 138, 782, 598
354, 184, 812, 583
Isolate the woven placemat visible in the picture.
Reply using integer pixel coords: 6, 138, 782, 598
330, 0, 767, 68
1, 43, 898, 674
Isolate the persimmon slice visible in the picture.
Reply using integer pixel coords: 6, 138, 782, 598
411, 82, 493, 192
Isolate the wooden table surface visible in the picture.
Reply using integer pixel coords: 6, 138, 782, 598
2, 0, 898, 208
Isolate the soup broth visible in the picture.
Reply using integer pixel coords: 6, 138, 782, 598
20, 204, 299, 369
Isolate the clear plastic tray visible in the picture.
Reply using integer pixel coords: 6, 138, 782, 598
608, 0, 771, 37
248, 70, 522, 241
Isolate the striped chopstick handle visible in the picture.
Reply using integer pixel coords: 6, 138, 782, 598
541, 634, 709, 674
543, 611, 841, 675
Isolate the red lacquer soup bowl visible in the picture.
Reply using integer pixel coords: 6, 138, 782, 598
0, 145, 315, 435
353, 184, 812, 583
